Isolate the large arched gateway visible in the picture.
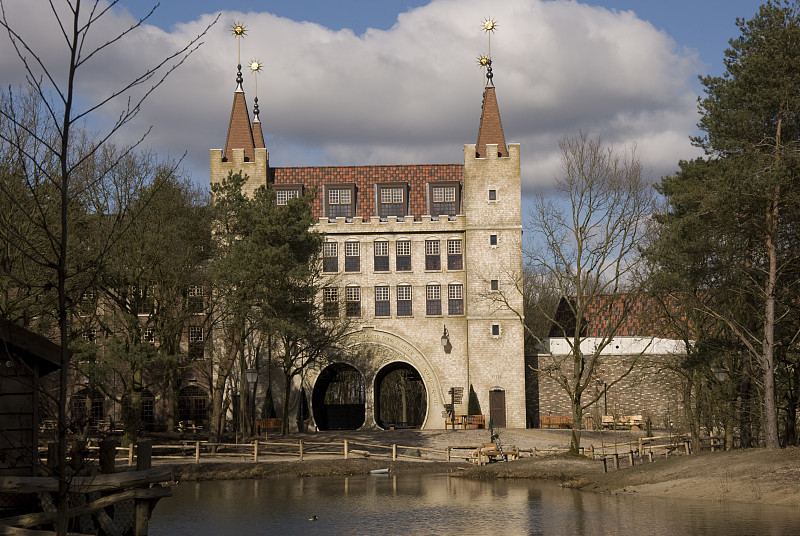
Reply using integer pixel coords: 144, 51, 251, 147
374, 362, 427, 429
311, 363, 365, 430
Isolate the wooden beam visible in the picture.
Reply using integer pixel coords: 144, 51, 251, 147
0, 467, 171, 494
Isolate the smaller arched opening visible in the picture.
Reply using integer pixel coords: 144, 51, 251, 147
312, 363, 365, 430
374, 362, 427, 429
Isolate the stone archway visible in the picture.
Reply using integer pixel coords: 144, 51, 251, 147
374, 362, 426, 429
311, 363, 365, 430
338, 327, 445, 430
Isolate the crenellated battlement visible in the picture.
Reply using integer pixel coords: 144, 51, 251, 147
209, 147, 269, 195
314, 213, 467, 234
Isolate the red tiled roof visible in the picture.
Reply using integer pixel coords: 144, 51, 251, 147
272, 164, 463, 221
550, 294, 694, 340
476, 87, 507, 158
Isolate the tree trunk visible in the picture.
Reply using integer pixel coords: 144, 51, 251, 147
739, 353, 753, 449
281, 373, 292, 435
569, 402, 583, 455
762, 192, 780, 448
121, 367, 143, 446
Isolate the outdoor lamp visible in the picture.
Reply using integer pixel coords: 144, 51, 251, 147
441, 325, 450, 347
246, 368, 258, 386
712, 368, 729, 382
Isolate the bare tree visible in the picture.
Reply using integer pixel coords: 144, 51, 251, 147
0, 2, 216, 532
495, 133, 652, 454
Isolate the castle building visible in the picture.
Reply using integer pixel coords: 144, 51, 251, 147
210, 61, 526, 430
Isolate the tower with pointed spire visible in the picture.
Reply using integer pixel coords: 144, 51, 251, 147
208, 19, 526, 431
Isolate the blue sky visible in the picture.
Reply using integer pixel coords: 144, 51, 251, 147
2, 0, 766, 194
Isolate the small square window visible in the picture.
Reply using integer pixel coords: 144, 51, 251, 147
488, 189, 497, 201
490, 279, 499, 291
491, 324, 500, 337
489, 234, 498, 246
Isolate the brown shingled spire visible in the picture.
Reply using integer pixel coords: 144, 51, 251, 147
475, 60, 507, 158
222, 65, 256, 162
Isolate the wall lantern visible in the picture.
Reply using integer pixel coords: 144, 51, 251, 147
441, 325, 450, 348
246, 368, 258, 387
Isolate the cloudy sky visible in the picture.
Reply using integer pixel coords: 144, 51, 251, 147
0, 0, 763, 199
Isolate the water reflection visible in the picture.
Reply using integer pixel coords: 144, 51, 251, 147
150, 474, 800, 536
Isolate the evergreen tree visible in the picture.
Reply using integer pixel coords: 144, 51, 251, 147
650, 0, 800, 448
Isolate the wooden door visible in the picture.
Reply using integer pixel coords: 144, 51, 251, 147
489, 389, 506, 428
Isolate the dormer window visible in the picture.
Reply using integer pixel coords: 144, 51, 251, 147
275, 185, 302, 205
428, 181, 461, 219
325, 184, 355, 221
376, 183, 408, 219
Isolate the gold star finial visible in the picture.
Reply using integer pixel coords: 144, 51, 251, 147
476, 54, 490, 67
482, 18, 498, 33
249, 60, 262, 73
230, 21, 247, 37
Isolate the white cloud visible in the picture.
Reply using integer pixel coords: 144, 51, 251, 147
0, 0, 704, 194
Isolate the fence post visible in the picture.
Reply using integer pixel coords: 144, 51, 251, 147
601, 457, 607, 473
685, 441, 691, 455
392, 444, 397, 461
613, 453, 620, 470
299, 440, 304, 461
128, 443, 134, 466
100, 438, 116, 474
665, 447, 669, 460
254, 440, 259, 463
648, 451, 653, 463
446, 446, 451, 462
588, 445, 594, 459
344, 439, 349, 460
195, 441, 200, 463
136, 440, 152, 471
638, 437, 643, 457
627, 451, 634, 467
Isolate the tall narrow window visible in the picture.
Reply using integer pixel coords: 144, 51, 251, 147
426, 284, 441, 316
448, 284, 463, 315
188, 285, 205, 314
345, 242, 360, 272
323, 242, 338, 273
488, 189, 497, 201
346, 286, 361, 317
489, 234, 498, 246
447, 239, 463, 270
374, 286, 390, 317
425, 240, 440, 271
490, 279, 499, 291
323, 287, 339, 317
188, 326, 205, 359
373, 241, 389, 272
396, 240, 411, 271
397, 285, 412, 317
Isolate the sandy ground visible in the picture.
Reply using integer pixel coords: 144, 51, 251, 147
162, 428, 800, 507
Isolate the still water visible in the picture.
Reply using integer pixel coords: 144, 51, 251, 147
150, 474, 800, 536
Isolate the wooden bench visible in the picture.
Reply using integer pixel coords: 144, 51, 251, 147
463, 415, 485, 429
444, 415, 465, 430
540, 415, 573, 428
255, 418, 282, 435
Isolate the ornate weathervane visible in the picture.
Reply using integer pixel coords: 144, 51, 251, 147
250, 59, 263, 120
230, 20, 248, 90
478, 18, 498, 87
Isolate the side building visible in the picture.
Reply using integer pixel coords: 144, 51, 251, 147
210, 67, 526, 430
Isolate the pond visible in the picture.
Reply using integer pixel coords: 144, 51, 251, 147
150, 473, 800, 535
